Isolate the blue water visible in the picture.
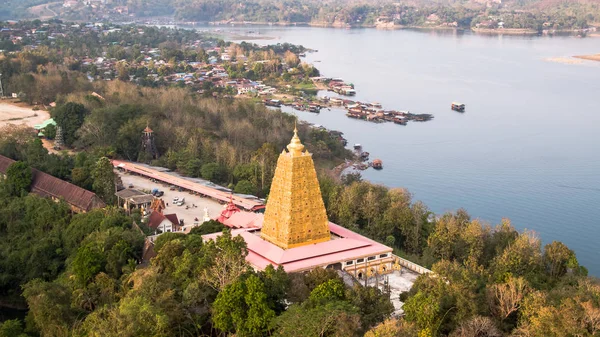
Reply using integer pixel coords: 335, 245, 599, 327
194, 25, 600, 275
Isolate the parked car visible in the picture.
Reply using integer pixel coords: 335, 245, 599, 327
128, 183, 134, 188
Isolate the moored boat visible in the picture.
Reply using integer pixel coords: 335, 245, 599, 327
451, 102, 465, 112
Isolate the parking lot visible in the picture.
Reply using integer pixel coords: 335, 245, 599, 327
118, 172, 227, 228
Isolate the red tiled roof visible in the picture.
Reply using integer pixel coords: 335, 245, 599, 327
165, 213, 179, 226
0, 155, 13, 173
146, 211, 167, 229
0, 155, 106, 212
217, 197, 241, 223
147, 211, 179, 229
204, 212, 393, 272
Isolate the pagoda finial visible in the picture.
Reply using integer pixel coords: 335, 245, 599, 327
286, 124, 305, 156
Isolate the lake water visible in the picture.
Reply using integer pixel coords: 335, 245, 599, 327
194, 25, 600, 275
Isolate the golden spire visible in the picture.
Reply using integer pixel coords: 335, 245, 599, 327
286, 122, 305, 156
261, 126, 330, 249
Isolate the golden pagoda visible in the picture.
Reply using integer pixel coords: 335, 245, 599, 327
260, 126, 330, 249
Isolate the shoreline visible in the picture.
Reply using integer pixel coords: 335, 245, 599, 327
573, 54, 600, 62
168, 20, 595, 37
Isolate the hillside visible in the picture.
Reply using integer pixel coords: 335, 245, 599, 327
1, 0, 598, 33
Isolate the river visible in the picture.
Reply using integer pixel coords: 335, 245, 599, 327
189, 25, 600, 275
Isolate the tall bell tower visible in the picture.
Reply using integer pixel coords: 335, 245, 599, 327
141, 124, 158, 160
260, 126, 330, 249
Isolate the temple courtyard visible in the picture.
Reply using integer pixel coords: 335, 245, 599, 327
118, 171, 225, 226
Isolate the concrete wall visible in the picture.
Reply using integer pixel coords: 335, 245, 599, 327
393, 255, 433, 275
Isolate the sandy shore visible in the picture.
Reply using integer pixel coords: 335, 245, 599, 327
0, 102, 50, 128
472, 28, 539, 35
544, 57, 584, 65
574, 54, 600, 62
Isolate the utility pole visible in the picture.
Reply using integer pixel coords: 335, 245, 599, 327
0, 73, 4, 99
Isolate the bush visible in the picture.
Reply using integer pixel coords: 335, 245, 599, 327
234, 180, 255, 195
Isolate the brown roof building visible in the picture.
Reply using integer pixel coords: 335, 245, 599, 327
0, 155, 106, 213
146, 210, 180, 233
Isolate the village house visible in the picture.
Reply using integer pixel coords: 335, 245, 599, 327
115, 188, 155, 215
147, 210, 180, 233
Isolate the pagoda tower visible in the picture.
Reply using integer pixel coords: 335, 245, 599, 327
54, 126, 64, 149
260, 126, 330, 249
141, 124, 158, 159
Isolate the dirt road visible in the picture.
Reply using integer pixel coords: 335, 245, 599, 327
0, 102, 50, 128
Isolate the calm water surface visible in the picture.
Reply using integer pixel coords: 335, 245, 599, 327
197, 25, 600, 274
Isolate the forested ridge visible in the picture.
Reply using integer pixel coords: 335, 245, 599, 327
168, 0, 600, 31
2, 0, 598, 33
0, 21, 599, 337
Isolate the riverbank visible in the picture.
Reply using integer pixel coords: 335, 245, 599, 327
574, 53, 600, 62
209, 20, 543, 35
471, 27, 539, 35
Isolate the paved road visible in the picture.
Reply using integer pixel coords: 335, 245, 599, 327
113, 159, 263, 210
119, 172, 227, 227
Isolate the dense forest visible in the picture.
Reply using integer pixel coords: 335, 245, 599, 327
0, 150, 597, 336
0, 21, 599, 337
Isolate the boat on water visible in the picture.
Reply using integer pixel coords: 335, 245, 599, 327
372, 159, 383, 169
264, 99, 282, 107
354, 144, 362, 150
451, 102, 465, 112
393, 117, 407, 125
308, 105, 321, 113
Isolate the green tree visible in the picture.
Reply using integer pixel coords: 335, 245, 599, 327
92, 157, 116, 204
492, 231, 543, 283
188, 219, 225, 235
309, 278, 346, 306
22, 279, 77, 337
201, 229, 249, 291
213, 274, 275, 336
252, 143, 278, 193
234, 180, 255, 194
201, 162, 223, 182
403, 291, 440, 336
44, 124, 57, 140
51, 102, 87, 147
347, 285, 394, 331
543, 241, 578, 279
4, 161, 32, 196
72, 243, 106, 286
274, 301, 361, 337
0, 319, 27, 337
